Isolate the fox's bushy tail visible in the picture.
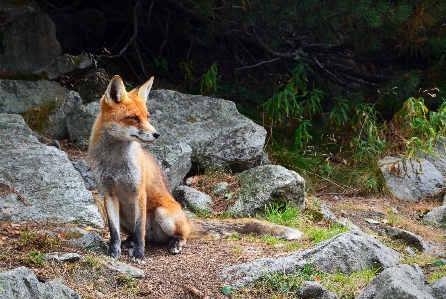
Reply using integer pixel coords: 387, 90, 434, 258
188, 218, 303, 240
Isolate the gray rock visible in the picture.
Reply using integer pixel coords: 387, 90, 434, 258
68, 232, 107, 253
229, 165, 305, 217
321, 204, 339, 223
143, 142, 192, 191
103, 259, 145, 278
0, 114, 103, 227
34, 54, 93, 80
220, 231, 400, 288
423, 206, 446, 227
431, 277, 446, 299
0, 0, 61, 72
72, 158, 99, 191
66, 101, 101, 148
296, 281, 337, 299
173, 186, 213, 213
405, 247, 417, 257
65, 89, 267, 171
379, 156, 445, 201
213, 182, 229, 196
432, 252, 445, 258
0, 267, 80, 299
0, 79, 83, 138
43, 253, 83, 263
425, 138, 446, 176
385, 226, 434, 252
355, 264, 436, 299
148, 90, 267, 170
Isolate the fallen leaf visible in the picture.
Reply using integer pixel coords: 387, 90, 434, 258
84, 226, 94, 231
192, 176, 200, 184
10, 223, 20, 228
60, 231, 67, 239
432, 260, 446, 267
220, 286, 233, 295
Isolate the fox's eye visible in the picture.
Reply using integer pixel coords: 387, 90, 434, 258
127, 116, 139, 121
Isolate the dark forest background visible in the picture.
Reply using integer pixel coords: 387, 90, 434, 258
28, 0, 446, 193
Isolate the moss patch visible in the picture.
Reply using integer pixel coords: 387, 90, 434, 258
20, 100, 58, 136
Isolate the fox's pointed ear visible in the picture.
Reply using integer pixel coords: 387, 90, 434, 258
105, 75, 126, 105
137, 77, 154, 102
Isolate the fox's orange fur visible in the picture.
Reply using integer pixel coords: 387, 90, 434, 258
89, 76, 302, 263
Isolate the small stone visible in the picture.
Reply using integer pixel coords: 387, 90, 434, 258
213, 182, 229, 196
43, 253, 83, 263
103, 259, 145, 278
404, 247, 417, 257
333, 196, 339, 201
433, 252, 446, 258
68, 232, 108, 253
392, 207, 399, 214
185, 177, 194, 186
365, 218, 380, 224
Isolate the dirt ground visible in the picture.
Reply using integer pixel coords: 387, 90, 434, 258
0, 141, 445, 298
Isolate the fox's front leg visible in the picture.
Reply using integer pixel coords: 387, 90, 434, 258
130, 193, 146, 264
105, 194, 121, 259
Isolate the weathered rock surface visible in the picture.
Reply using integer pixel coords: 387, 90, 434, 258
68, 232, 108, 253
431, 277, 446, 299
173, 186, 213, 213
35, 54, 93, 80
423, 205, 446, 228
220, 231, 400, 288
355, 264, 439, 299
425, 138, 446, 176
103, 260, 145, 278
296, 281, 338, 299
0, 114, 103, 227
379, 156, 445, 201
229, 165, 305, 217
0, 0, 61, 72
0, 267, 80, 299
147, 90, 267, 170
385, 226, 434, 252
64, 90, 267, 170
143, 143, 192, 191
0, 79, 82, 138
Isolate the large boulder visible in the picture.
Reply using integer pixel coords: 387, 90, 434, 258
379, 156, 445, 201
229, 165, 305, 217
0, 267, 80, 299
35, 54, 93, 80
355, 264, 439, 299
0, 0, 61, 72
424, 138, 446, 176
0, 79, 83, 138
173, 186, 213, 213
0, 114, 103, 227
423, 205, 446, 228
148, 90, 267, 171
384, 226, 434, 252
220, 231, 400, 288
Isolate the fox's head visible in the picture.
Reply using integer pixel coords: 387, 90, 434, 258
99, 75, 159, 143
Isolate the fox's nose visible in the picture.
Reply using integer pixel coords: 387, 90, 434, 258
153, 132, 160, 139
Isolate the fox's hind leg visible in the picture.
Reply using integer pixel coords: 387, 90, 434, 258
152, 206, 190, 254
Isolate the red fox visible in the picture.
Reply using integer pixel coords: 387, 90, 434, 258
89, 75, 302, 264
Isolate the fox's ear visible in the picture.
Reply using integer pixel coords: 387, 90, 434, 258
105, 75, 126, 105
137, 77, 154, 102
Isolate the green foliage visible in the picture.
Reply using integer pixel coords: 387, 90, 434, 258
260, 202, 302, 228
303, 223, 349, 244
200, 64, 218, 95
263, 64, 323, 149
180, 60, 195, 88
20, 250, 44, 266
153, 57, 169, 71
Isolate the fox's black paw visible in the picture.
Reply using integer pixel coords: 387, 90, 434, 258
108, 244, 121, 260
168, 238, 182, 255
129, 245, 146, 264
